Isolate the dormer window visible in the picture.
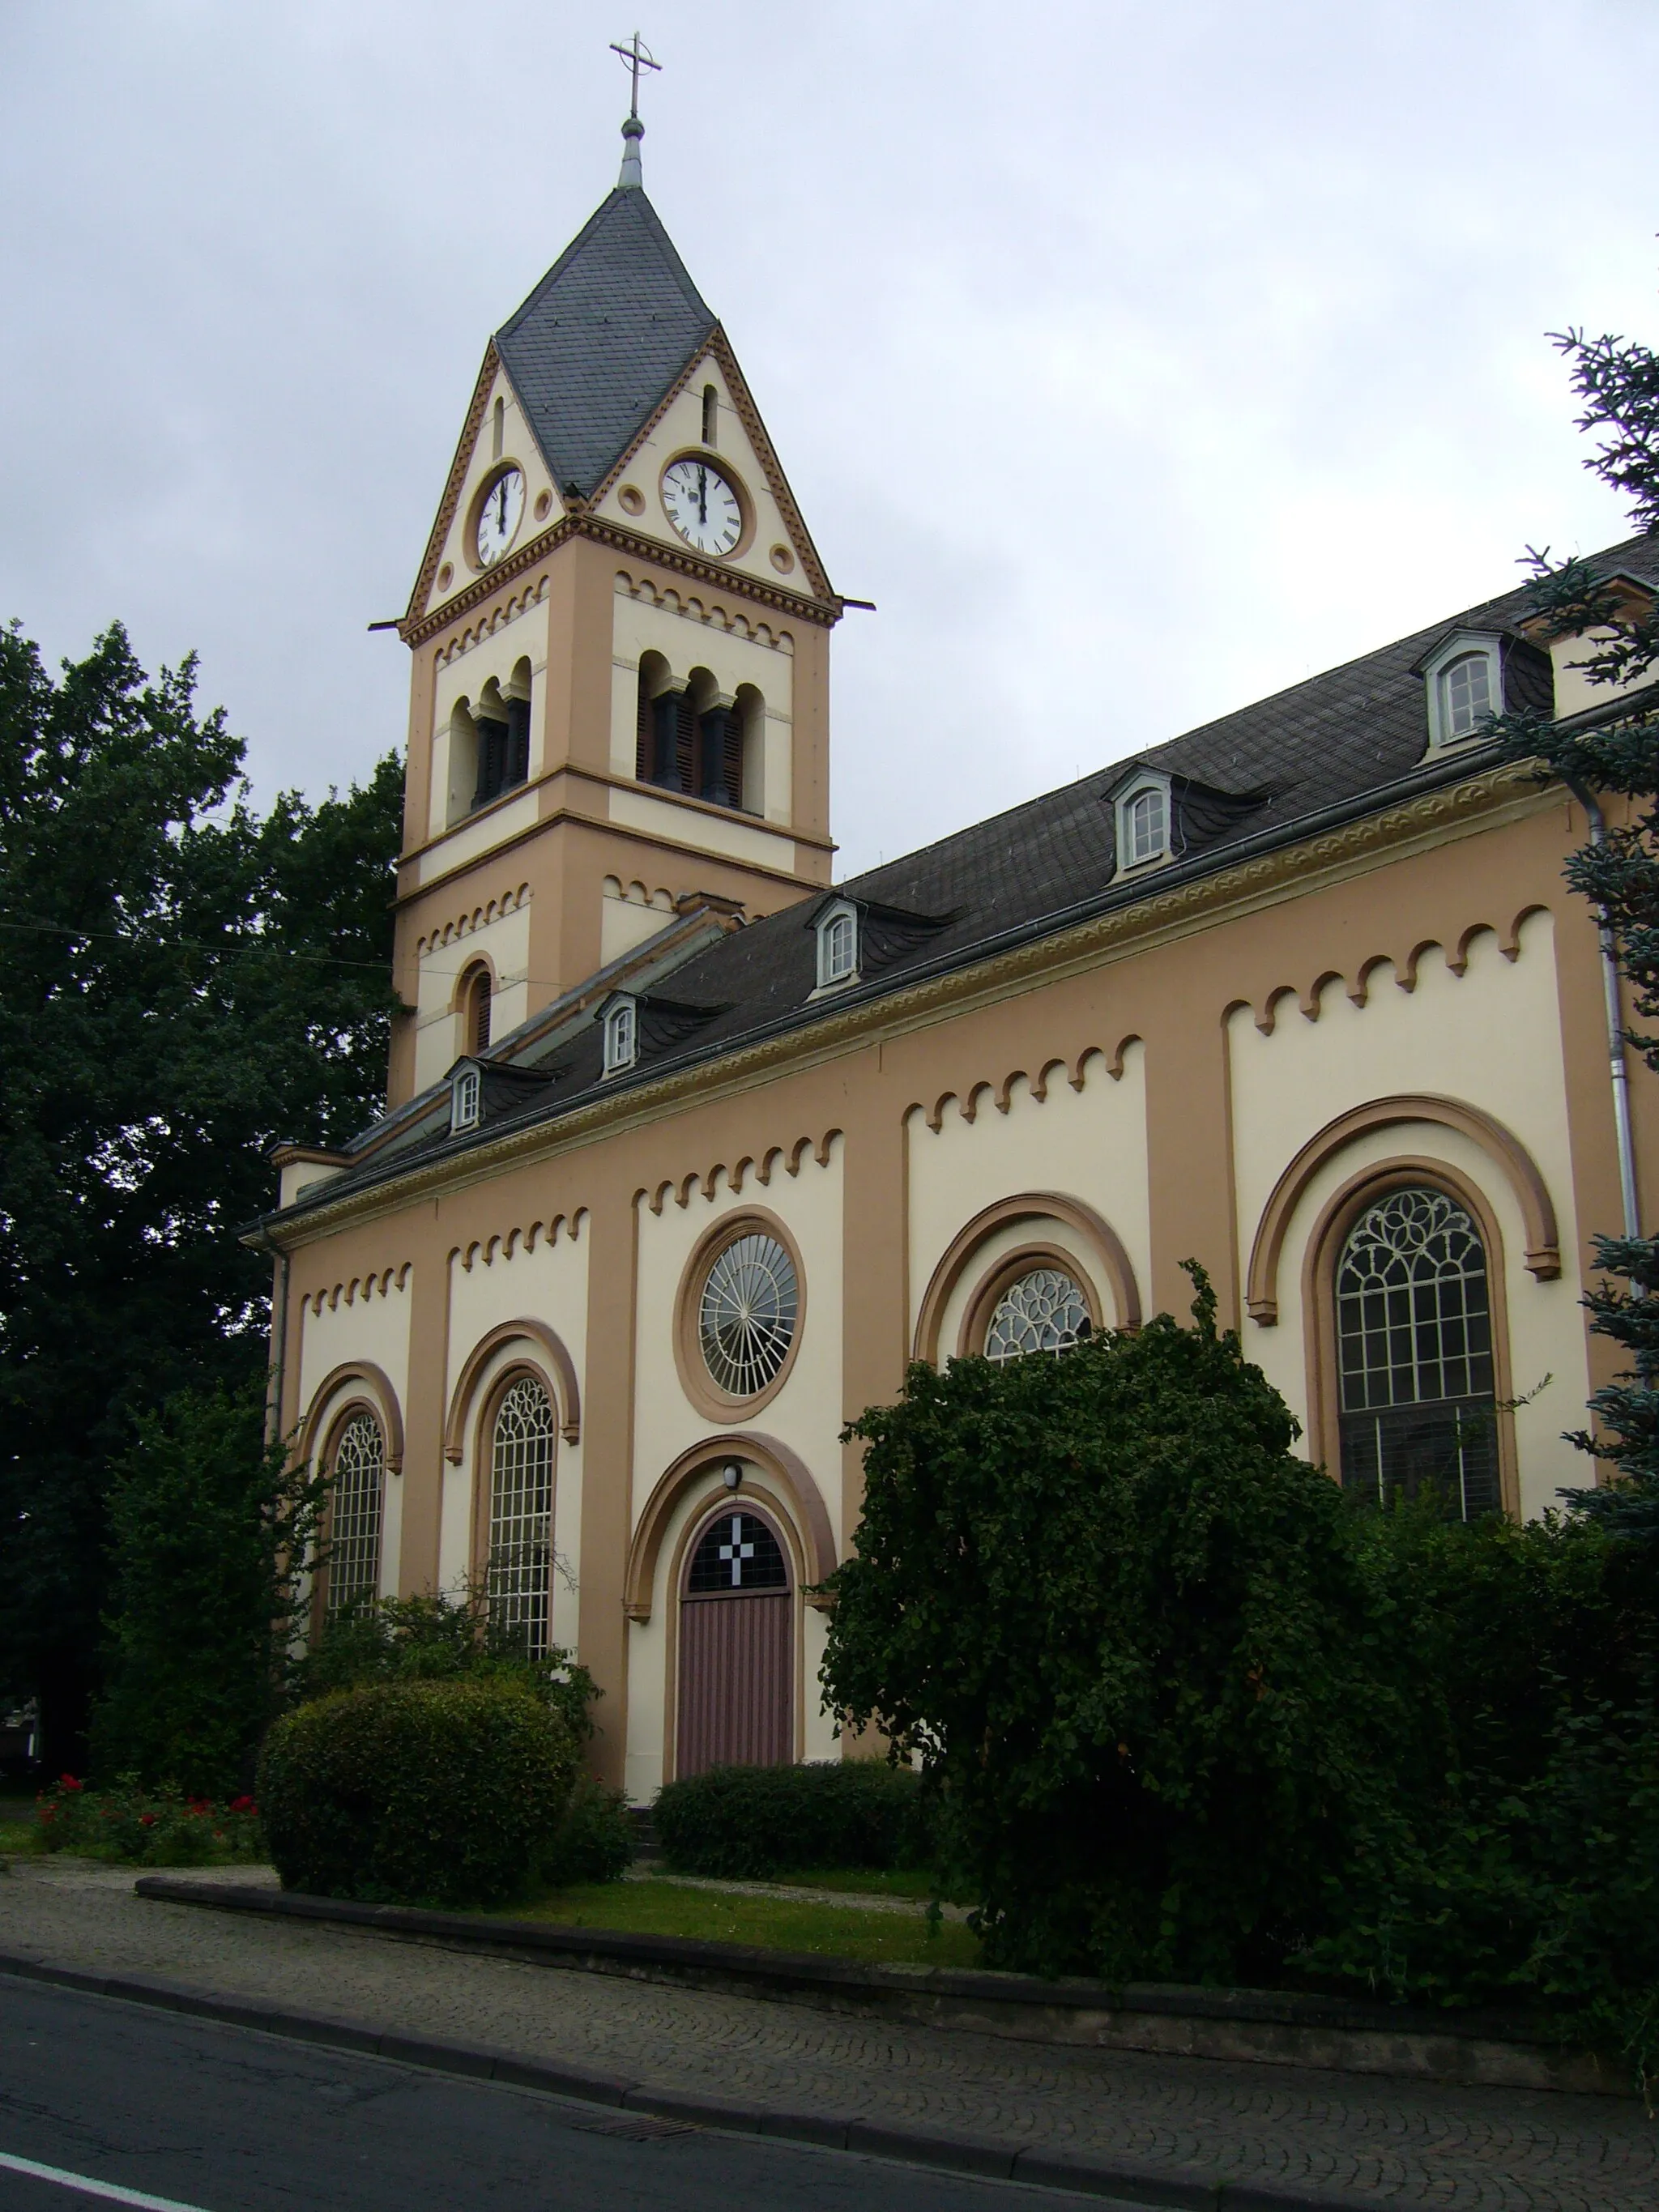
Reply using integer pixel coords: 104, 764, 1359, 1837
1418, 631, 1506, 752
816, 900, 859, 991
451, 1066, 480, 1134
1439, 652, 1494, 739
1113, 774, 1172, 871
603, 996, 638, 1076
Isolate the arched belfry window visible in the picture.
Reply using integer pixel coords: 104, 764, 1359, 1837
488, 1375, 556, 1658
984, 1268, 1090, 1362
1336, 1187, 1500, 1519
462, 963, 491, 1055
325, 1413, 385, 1616
633, 658, 744, 811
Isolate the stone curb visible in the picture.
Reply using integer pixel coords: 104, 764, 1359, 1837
0, 1947, 1390, 2210
130, 1875, 1623, 2100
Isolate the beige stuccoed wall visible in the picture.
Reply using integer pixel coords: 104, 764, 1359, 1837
296, 1274, 413, 1602
906, 1044, 1152, 1346
608, 580, 795, 825
599, 878, 676, 966
1226, 914, 1589, 1518
412, 900, 533, 1093
608, 782, 798, 872
436, 1224, 590, 1651
624, 1143, 844, 1798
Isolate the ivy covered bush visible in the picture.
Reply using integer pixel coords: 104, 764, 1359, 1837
655, 1758, 932, 1879
258, 1679, 577, 1908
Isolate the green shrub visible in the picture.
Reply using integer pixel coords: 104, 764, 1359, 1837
297, 1591, 600, 1744
823, 1268, 1397, 1984
655, 1759, 931, 1879
540, 1772, 634, 1886
258, 1679, 576, 1908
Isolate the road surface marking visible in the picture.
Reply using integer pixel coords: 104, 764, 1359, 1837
0, 2151, 216, 2211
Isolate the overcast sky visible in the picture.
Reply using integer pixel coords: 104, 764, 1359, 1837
2, 1, 1657, 876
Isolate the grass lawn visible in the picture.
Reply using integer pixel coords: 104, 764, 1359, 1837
757, 1865, 942, 1900
498, 1875, 982, 1969
0, 1796, 39, 1855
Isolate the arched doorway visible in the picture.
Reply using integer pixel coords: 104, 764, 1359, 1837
676, 1502, 793, 1777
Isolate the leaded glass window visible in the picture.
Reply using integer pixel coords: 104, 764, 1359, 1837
984, 1268, 1090, 1362
1336, 1187, 1499, 1519
687, 1511, 790, 1594
698, 1233, 799, 1398
488, 1375, 556, 1658
326, 1413, 384, 1616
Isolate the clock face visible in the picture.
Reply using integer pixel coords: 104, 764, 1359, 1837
475, 468, 525, 566
660, 458, 743, 556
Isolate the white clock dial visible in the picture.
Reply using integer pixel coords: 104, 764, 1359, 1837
660, 459, 742, 556
475, 467, 525, 566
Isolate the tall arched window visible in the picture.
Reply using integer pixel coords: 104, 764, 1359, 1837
1336, 1187, 1499, 1519
326, 1413, 385, 1616
488, 1375, 556, 1657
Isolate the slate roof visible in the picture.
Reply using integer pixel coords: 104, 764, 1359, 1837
280, 531, 1659, 1217
496, 187, 718, 498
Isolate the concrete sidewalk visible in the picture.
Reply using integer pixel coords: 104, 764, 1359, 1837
0, 1858, 1652, 2212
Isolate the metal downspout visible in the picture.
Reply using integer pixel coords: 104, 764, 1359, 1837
1564, 775, 1641, 1241
261, 1234, 291, 1452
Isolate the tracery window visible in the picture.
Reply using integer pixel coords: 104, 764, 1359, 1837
488, 1375, 556, 1658
984, 1268, 1090, 1362
698, 1233, 799, 1399
325, 1413, 384, 1617
1336, 1186, 1500, 1519
687, 1511, 789, 1593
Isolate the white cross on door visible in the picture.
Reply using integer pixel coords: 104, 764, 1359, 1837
717, 1515, 755, 1586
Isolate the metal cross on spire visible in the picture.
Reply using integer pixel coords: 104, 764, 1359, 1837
610, 31, 659, 187
610, 31, 660, 120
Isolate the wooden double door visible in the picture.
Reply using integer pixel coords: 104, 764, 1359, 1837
676, 1505, 794, 1777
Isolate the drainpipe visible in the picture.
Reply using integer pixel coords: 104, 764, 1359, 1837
255, 1230, 292, 1453
1563, 774, 1641, 1241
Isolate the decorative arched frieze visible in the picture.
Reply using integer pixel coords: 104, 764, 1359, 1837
914, 1039, 1139, 1135
450, 1210, 585, 1272
913, 1192, 1143, 1362
415, 883, 531, 961
433, 576, 550, 668
636, 1128, 842, 1217
299, 1360, 405, 1475
300, 1263, 411, 1318
1239, 906, 1551, 1032
625, 1434, 836, 1623
615, 566, 798, 655
443, 1319, 581, 1458
1245, 1094, 1561, 1326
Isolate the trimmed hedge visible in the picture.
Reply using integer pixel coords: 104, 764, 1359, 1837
258, 1679, 577, 1908
655, 1759, 930, 1878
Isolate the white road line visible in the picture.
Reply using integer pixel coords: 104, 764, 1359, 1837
0, 2151, 217, 2211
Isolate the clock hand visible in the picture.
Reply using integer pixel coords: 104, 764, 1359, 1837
697, 467, 707, 524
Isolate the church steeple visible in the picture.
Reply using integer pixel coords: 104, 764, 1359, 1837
610, 31, 658, 190
385, 82, 839, 1107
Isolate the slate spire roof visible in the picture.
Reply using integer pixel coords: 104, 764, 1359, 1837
494, 166, 718, 500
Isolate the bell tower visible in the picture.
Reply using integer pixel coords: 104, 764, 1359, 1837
386, 90, 841, 1106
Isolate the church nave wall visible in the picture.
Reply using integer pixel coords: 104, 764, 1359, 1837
293, 1261, 414, 1608
1226, 910, 1589, 1519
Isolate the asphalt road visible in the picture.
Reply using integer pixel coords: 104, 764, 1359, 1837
0, 1978, 1108, 2212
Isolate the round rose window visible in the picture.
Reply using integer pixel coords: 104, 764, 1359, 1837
698, 1232, 799, 1397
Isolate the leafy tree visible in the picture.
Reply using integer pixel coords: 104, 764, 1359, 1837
1491, 323, 1659, 1541
88, 1379, 331, 1796
0, 620, 401, 1767
822, 1272, 1399, 1984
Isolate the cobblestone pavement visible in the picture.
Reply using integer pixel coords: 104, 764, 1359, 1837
1, 1860, 1653, 2212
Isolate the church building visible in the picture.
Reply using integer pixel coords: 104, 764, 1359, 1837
260, 113, 1659, 1800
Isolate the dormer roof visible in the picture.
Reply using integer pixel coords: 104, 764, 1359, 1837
495, 187, 718, 501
